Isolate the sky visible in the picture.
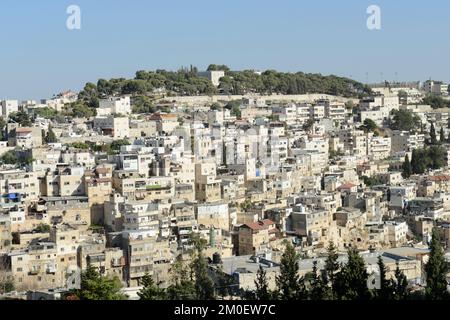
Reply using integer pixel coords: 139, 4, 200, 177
0, 0, 449, 100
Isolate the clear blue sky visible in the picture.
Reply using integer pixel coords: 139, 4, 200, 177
1, 0, 449, 100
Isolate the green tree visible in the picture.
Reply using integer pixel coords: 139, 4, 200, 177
207, 64, 230, 72
34, 107, 58, 120
377, 256, 393, 300
72, 264, 127, 300
390, 109, 421, 132
166, 255, 196, 300
137, 273, 167, 300
190, 234, 215, 300
0, 151, 19, 165
309, 261, 328, 300
324, 241, 340, 298
334, 247, 370, 300
361, 119, 378, 133
35, 224, 51, 233
402, 154, 412, 178
425, 228, 449, 300
302, 119, 314, 132
0, 117, 6, 141
430, 122, 437, 145
66, 102, 96, 118
275, 242, 307, 300
10, 111, 32, 127
44, 126, 58, 143
391, 262, 409, 300
422, 95, 450, 109
255, 265, 271, 300
440, 127, 446, 144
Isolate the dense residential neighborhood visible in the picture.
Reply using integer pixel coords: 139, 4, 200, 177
1, 67, 450, 300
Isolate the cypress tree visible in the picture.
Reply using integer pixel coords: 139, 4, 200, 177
276, 242, 307, 300
45, 126, 58, 143
425, 228, 449, 300
324, 241, 340, 298
137, 273, 167, 300
440, 127, 446, 144
191, 238, 215, 300
309, 261, 327, 300
255, 265, 271, 300
410, 149, 418, 174
334, 247, 370, 300
377, 256, 393, 300
391, 262, 409, 300
430, 122, 437, 145
402, 154, 412, 178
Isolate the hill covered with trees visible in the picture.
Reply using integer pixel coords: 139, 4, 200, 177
75, 65, 372, 110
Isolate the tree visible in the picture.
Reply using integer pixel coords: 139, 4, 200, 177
137, 273, 167, 300
430, 122, 437, 145
377, 256, 393, 300
440, 127, 446, 144
402, 154, 412, 179
166, 255, 196, 300
210, 103, 222, 111
72, 264, 127, 300
190, 234, 215, 300
66, 102, 96, 118
275, 242, 307, 300
334, 247, 370, 300
207, 64, 230, 72
324, 241, 340, 298
309, 261, 328, 300
44, 126, 58, 143
361, 119, 377, 133
425, 228, 449, 300
302, 119, 314, 132
391, 262, 409, 300
255, 265, 271, 300
0, 151, 19, 165
35, 224, 51, 233
390, 109, 421, 132
9, 111, 32, 127
422, 95, 450, 109
0, 117, 6, 141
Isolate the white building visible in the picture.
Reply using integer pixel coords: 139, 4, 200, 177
1, 100, 19, 118
97, 96, 132, 116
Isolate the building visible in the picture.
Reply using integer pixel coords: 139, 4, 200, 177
97, 96, 132, 116
237, 219, 277, 256
198, 70, 225, 87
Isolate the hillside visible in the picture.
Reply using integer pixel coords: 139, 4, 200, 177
75, 65, 372, 110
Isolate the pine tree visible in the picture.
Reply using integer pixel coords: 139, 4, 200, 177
45, 126, 58, 143
425, 228, 449, 300
72, 264, 127, 300
334, 247, 370, 300
440, 127, 446, 144
255, 265, 271, 300
324, 241, 340, 298
402, 154, 412, 178
377, 256, 393, 300
391, 262, 409, 300
309, 261, 327, 300
137, 273, 167, 300
167, 255, 196, 300
430, 122, 437, 145
190, 234, 216, 300
275, 242, 307, 300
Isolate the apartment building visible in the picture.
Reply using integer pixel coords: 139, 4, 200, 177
97, 96, 132, 116
237, 219, 277, 256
